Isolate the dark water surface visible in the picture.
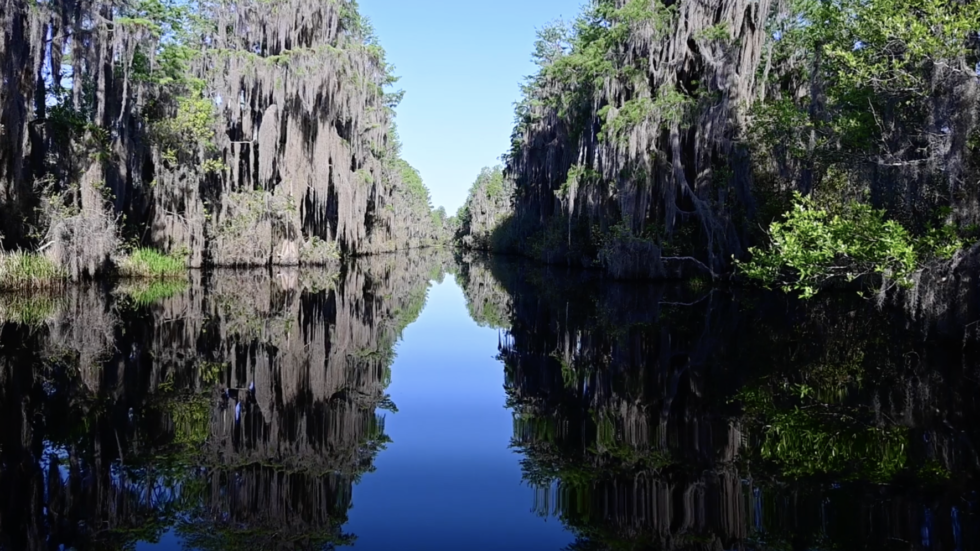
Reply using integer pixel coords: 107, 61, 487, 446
1, 249, 978, 550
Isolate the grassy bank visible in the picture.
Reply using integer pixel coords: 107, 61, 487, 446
116, 248, 187, 279
0, 252, 66, 291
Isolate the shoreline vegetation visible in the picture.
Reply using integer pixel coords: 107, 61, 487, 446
0, 243, 452, 292
0, 247, 198, 291
0, 252, 66, 291
1, 0, 451, 285
450, 0, 979, 300
1, 0, 976, 303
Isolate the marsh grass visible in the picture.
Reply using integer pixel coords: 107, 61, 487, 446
0, 252, 66, 290
117, 248, 187, 279
117, 280, 189, 307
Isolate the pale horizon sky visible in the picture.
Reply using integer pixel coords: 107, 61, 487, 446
358, 0, 584, 213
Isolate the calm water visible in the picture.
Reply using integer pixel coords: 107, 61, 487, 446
0, 249, 978, 550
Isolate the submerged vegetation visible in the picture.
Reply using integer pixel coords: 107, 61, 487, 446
453, 0, 980, 292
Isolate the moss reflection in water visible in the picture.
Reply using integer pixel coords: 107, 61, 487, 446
463, 253, 980, 551
0, 252, 440, 550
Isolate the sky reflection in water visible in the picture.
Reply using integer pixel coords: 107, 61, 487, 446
341, 276, 573, 550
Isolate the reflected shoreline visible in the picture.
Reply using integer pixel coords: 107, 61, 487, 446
0, 249, 978, 550
461, 252, 980, 551
0, 249, 451, 550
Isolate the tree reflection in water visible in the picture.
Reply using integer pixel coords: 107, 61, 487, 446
0, 250, 448, 550
1, 249, 979, 550
456, 253, 980, 551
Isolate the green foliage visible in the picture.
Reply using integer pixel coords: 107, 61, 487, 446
217, 191, 268, 238
152, 87, 218, 157
114, 0, 219, 167
738, 193, 961, 298
601, 88, 693, 143
430, 206, 448, 228
546, 0, 669, 89
198, 360, 225, 386
814, 0, 980, 98
455, 166, 516, 250
531, 19, 572, 68
201, 158, 226, 174
510, 0, 678, 156
467, 166, 506, 200
0, 252, 66, 290
600, 97, 654, 142
300, 236, 340, 264
117, 247, 188, 279
693, 22, 730, 42
395, 159, 432, 210
125, 0, 196, 83
747, 98, 815, 163
116, 0, 228, 174
595, 217, 649, 261
484, 171, 506, 200
339, 0, 402, 110
508, 0, 980, 272
750, 0, 980, 221
557, 164, 601, 200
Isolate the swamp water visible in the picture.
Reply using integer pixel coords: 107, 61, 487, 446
0, 249, 978, 551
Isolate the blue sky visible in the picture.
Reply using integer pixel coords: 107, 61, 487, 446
358, 0, 585, 213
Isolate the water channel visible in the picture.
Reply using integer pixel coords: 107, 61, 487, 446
0, 249, 977, 550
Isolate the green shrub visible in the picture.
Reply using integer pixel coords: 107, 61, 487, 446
738, 193, 961, 298
116, 248, 187, 279
0, 252, 66, 290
